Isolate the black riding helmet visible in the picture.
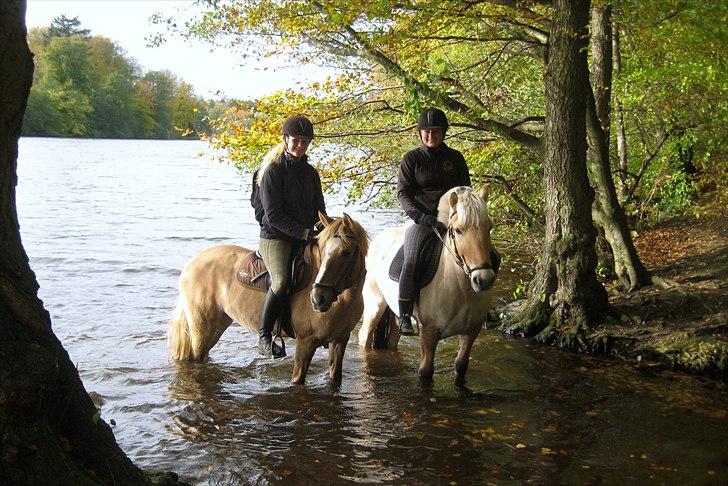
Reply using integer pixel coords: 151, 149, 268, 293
281, 114, 314, 139
417, 107, 449, 130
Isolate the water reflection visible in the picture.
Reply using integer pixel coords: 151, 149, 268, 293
163, 332, 728, 485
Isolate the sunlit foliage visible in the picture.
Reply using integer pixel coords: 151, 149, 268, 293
165, 0, 725, 222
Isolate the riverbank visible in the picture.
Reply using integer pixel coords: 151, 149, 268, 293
603, 214, 728, 381
498, 214, 728, 382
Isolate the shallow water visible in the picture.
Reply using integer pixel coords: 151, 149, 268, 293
17, 138, 728, 485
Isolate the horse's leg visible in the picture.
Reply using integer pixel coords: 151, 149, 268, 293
327, 338, 348, 383
358, 275, 387, 349
180, 298, 212, 361
418, 324, 440, 380
186, 301, 232, 361
386, 313, 400, 350
454, 327, 480, 385
291, 336, 319, 385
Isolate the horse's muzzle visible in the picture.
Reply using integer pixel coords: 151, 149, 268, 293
310, 286, 336, 312
471, 268, 496, 292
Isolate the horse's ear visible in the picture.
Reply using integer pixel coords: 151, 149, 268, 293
319, 211, 334, 227
449, 190, 459, 209
479, 183, 491, 202
342, 212, 353, 226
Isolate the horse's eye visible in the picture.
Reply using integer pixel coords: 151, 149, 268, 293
454, 227, 464, 236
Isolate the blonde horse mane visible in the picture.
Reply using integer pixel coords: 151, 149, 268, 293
318, 215, 369, 256
437, 186, 490, 229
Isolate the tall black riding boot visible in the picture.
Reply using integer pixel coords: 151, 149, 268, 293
258, 289, 286, 358
398, 298, 417, 336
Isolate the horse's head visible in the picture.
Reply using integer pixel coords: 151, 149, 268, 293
310, 211, 369, 312
439, 185, 496, 293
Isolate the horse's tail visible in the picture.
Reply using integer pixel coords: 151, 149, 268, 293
168, 296, 193, 360
373, 307, 394, 349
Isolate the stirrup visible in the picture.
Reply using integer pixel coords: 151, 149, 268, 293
271, 335, 286, 358
258, 332, 286, 358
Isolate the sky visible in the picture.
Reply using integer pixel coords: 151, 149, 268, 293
25, 0, 332, 100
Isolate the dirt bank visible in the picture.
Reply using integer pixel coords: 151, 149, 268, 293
600, 214, 728, 380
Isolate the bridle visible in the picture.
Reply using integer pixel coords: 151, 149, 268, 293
434, 224, 492, 278
311, 234, 363, 299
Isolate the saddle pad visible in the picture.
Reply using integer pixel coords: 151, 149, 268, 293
235, 246, 313, 295
388, 233, 442, 290
236, 251, 269, 292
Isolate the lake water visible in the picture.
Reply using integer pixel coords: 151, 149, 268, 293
16, 138, 728, 485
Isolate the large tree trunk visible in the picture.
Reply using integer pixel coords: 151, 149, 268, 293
500, 0, 609, 349
0, 2, 159, 484
587, 4, 651, 291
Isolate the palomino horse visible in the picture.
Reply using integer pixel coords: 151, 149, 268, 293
358, 186, 496, 383
168, 212, 368, 385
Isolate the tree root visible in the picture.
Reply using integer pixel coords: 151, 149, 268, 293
497, 299, 551, 338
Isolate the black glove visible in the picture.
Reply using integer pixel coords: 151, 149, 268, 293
306, 228, 318, 244
419, 214, 437, 228
308, 222, 327, 243
420, 214, 446, 234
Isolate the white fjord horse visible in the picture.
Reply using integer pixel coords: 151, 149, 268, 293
358, 186, 497, 383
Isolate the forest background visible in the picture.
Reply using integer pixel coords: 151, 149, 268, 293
22, 15, 225, 139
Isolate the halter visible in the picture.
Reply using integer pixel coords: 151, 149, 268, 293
312, 234, 363, 299
434, 225, 492, 278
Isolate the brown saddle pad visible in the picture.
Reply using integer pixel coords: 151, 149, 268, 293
235, 246, 313, 294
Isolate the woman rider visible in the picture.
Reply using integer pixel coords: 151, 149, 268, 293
397, 107, 500, 335
256, 115, 326, 357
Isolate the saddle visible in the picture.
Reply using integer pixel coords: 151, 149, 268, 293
236, 245, 314, 295
235, 245, 314, 340
388, 232, 443, 290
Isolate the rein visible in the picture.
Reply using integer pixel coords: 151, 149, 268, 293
433, 225, 492, 278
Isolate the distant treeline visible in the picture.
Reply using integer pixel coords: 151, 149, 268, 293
23, 15, 228, 140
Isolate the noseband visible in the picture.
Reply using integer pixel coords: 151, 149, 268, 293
435, 226, 492, 278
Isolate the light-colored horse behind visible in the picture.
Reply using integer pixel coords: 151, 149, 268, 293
168, 213, 368, 385
358, 186, 496, 383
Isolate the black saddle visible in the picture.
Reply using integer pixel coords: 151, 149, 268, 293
388, 232, 443, 290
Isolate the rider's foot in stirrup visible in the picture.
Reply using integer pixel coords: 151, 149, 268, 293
259, 333, 287, 358
399, 314, 417, 336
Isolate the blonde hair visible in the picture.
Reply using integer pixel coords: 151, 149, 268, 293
256, 142, 286, 186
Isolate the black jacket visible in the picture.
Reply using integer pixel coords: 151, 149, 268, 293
397, 143, 471, 224
258, 153, 326, 240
